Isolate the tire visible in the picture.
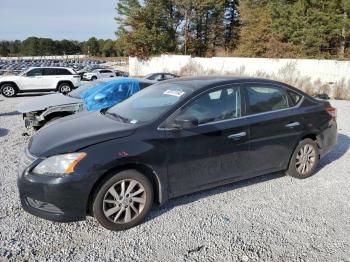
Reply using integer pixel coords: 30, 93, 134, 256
57, 82, 73, 94
1, 83, 18, 97
92, 169, 154, 231
91, 76, 97, 81
286, 138, 319, 179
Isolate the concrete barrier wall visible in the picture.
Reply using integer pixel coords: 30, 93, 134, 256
129, 55, 350, 84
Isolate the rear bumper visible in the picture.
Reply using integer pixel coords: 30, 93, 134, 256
319, 121, 337, 158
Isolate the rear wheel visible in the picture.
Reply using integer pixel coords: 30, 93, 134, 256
1, 84, 17, 97
286, 138, 319, 179
92, 170, 153, 231
58, 83, 72, 94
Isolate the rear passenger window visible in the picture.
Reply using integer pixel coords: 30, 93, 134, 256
246, 85, 291, 115
44, 68, 71, 75
288, 90, 302, 105
57, 69, 71, 75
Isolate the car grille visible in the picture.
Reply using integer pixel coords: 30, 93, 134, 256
18, 148, 37, 176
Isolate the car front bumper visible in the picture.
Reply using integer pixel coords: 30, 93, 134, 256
17, 150, 89, 222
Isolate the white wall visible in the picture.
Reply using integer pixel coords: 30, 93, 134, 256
129, 55, 350, 84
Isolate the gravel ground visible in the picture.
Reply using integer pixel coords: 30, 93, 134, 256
0, 95, 350, 262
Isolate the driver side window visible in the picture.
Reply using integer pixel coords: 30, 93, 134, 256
26, 68, 43, 77
176, 86, 241, 125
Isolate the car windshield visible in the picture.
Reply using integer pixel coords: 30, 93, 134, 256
106, 83, 194, 124
68, 81, 106, 98
144, 74, 154, 79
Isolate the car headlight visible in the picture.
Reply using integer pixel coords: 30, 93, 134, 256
32, 152, 86, 176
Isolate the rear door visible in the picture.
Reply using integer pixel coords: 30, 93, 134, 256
165, 84, 250, 196
243, 83, 304, 175
42, 68, 71, 90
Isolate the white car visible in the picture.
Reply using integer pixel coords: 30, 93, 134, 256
0, 67, 81, 97
83, 69, 115, 81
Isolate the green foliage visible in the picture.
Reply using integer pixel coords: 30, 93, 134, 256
113, 0, 350, 59
0, 37, 125, 58
115, 0, 240, 58
2, 1, 350, 59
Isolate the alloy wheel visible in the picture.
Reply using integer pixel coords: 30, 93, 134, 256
2, 85, 15, 96
102, 179, 146, 224
60, 85, 71, 93
295, 144, 316, 175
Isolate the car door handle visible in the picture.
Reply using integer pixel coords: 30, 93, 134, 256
228, 132, 247, 140
286, 122, 300, 128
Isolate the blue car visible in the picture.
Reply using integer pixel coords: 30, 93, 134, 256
18, 78, 156, 130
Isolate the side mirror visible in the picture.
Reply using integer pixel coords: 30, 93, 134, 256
94, 93, 107, 102
174, 116, 199, 129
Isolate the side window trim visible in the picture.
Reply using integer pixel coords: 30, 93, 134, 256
158, 83, 243, 129
242, 82, 304, 117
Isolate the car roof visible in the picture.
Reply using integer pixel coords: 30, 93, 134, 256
26, 66, 75, 72
162, 76, 297, 91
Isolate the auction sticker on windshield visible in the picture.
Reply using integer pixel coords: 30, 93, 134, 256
163, 90, 185, 97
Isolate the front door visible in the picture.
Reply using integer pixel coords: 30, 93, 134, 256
165, 84, 250, 197
20, 68, 44, 90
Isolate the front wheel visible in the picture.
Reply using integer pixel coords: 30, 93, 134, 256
92, 170, 153, 231
1, 84, 18, 97
286, 138, 319, 179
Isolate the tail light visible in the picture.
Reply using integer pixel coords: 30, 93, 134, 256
326, 106, 337, 121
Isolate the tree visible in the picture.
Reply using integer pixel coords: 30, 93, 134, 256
235, 0, 273, 57
84, 37, 100, 56
0, 41, 10, 56
21, 37, 40, 56
269, 0, 350, 58
101, 39, 116, 57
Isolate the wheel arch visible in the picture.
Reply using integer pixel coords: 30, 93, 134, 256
44, 111, 74, 122
287, 132, 320, 170
0, 81, 19, 91
56, 80, 73, 91
86, 163, 165, 216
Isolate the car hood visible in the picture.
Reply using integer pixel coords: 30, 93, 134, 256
29, 111, 137, 157
17, 93, 81, 113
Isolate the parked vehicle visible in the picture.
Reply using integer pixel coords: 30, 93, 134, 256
17, 77, 337, 231
83, 69, 115, 81
115, 70, 129, 77
144, 72, 178, 81
0, 67, 81, 97
314, 93, 330, 100
76, 69, 89, 80
17, 78, 155, 130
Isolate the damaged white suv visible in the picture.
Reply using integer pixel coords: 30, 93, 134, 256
0, 67, 81, 97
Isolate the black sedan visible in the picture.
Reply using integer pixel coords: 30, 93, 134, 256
17, 77, 337, 231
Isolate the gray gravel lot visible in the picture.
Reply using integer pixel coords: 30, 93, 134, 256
0, 94, 350, 262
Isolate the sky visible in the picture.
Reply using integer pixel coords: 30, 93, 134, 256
0, 0, 117, 41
